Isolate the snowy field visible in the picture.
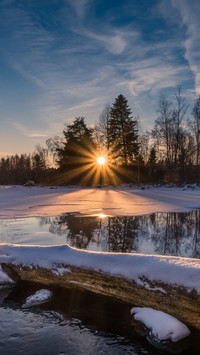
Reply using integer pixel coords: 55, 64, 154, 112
0, 184, 200, 219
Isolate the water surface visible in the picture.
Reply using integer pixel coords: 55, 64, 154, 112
1, 209, 200, 258
0, 282, 198, 355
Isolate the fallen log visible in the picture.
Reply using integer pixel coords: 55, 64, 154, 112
0, 243, 200, 330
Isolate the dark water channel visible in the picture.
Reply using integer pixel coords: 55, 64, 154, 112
1, 210, 200, 354
1, 282, 200, 355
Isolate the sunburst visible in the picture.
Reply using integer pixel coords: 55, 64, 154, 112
55, 140, 137, 186
97, 156, 106, 166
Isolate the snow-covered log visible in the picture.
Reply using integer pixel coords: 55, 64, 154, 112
1, 243, 200, 330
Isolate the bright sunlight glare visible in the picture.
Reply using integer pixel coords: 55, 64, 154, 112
97, 156, 106, 166
98, 213, 107, 219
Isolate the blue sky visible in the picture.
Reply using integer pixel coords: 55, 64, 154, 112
0, 0, 199, 156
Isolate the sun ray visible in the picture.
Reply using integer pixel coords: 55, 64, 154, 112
56, 135, 138, 186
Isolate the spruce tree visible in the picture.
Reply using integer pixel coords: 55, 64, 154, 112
108, 94, 138, 166
57, 117, 95, 182
147, 147, 157, 167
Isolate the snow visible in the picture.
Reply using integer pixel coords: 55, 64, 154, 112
52, 267, 71, 276
1, 184, 200, 219
0, 265, 14, 285
136, 278, 166, 293
22, 289, 52, 308
131, 307, 191, 342
0, 243, 200, 294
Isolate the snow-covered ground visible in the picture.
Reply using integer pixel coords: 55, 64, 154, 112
0, 184, 200, 219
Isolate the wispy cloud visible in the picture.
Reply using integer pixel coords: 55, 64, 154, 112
67, 0, 90, 18
122, 60, 189, 96
78, 30, 128, 55
14, 123, 47, 138
166, 0, 200, 95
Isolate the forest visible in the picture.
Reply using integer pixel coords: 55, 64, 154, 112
1, 88, 200, 186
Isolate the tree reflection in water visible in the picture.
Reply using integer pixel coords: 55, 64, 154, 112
39, 210, 200, 258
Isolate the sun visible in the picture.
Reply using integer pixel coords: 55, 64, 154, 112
97, 156, 106, 166
98, 213, 107, 218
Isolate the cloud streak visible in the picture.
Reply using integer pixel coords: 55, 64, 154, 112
14, 123, 47, 138
169, 0, 200, 95
67, 0, 90, 18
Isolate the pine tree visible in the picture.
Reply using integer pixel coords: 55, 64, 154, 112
147, 147, 157, 167
57, 117, 95, 182
108, 94, 138, 166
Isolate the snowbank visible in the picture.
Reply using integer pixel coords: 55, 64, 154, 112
131, 307, 190, 342
0, 243, 200, 294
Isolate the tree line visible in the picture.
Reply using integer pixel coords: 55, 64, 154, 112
0, 145, 52, 185
1, 89, 200, 185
